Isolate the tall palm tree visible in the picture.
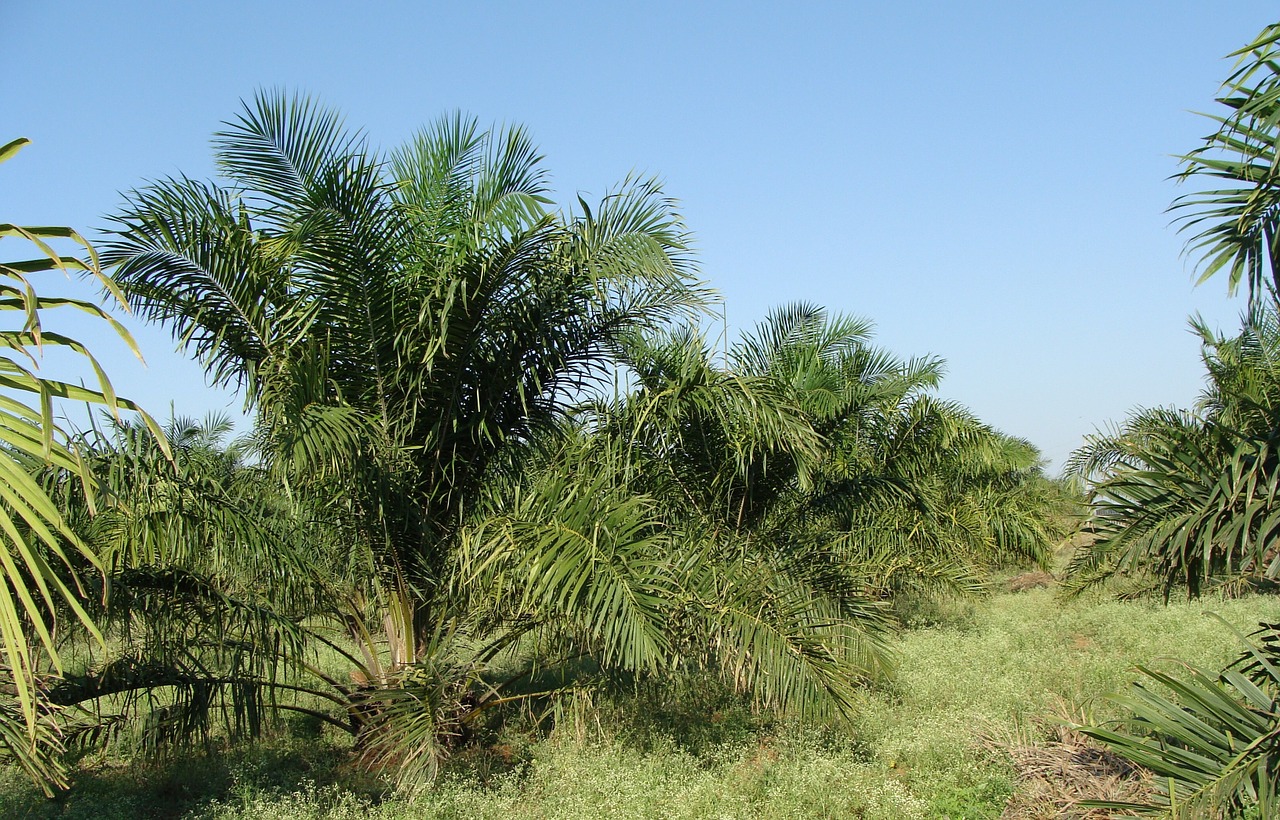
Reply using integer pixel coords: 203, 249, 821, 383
84, 94, 737, 782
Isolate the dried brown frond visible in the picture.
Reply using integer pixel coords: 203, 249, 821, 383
982, 701, 1155, 819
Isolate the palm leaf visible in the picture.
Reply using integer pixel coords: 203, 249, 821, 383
1079, 620, 1280, 816
0, 138, 166, 792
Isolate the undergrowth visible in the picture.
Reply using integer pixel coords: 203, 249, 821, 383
0, 588, 1272, 819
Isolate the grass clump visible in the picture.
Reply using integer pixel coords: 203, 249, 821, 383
194, 737, 930, 820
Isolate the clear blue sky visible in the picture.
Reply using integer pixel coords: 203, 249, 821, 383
6, 1, 1277, 472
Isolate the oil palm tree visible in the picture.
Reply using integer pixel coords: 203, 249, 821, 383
1072, 25, 1280, 808
586, 315, 894, 714
1068, 303, 1280, 597
89, 94, 732, 781
723, 303, 1060, 589
580, 304, 1062, 711
1071, 20, 1280, 595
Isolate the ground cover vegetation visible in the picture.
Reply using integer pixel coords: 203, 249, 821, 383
0, 587, 1271, 818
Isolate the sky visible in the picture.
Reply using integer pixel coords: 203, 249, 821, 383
5, 1, 1279, 472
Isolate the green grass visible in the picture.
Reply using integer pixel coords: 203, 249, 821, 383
2, 588, 1273, 819
850, 589, 1272, 816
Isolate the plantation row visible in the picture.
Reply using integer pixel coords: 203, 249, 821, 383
1, 20, 1280, 819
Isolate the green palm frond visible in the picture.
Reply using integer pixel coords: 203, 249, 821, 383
697, 555, 885, 721
730, 301, 872, 381
43, 565, 316, 759
1174, 23, 1280, 303
0, 138, 167, 791
1080, 617, 1280, 816
215, 90, 366, 212
103, 176, 305, 393
458, 462, 677, 675
351, 626, 495, 790
0, 693, 66, 793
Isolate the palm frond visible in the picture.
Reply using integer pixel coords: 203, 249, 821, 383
1080, 617, 1280, 816
0, 139, 168, 770
1173, 23, 1280, 303
458, 464, 676, 674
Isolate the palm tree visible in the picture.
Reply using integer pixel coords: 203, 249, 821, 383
1070, 21, 1280, 596
579, 304, 1063, 711
87, 94, 732, 781
579, 316, 892, 716
721, 303, 1061, 589
1067, 304, 1280, 597
1070, 26, 1280, 811
0, 137, 164, 791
